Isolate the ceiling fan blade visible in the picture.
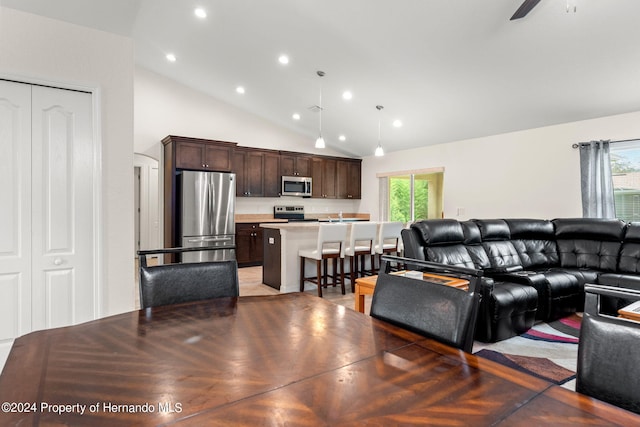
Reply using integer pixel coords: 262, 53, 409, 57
510, 0, 542, 20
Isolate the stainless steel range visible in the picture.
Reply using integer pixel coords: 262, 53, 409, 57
273, 205, 318, 222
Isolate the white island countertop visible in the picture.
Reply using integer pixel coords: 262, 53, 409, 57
260, 221, 375, 293
260, 222, 321, 229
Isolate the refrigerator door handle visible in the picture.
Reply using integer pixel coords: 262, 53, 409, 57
187, 237, 233, 243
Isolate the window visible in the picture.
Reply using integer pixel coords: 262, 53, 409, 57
610, 140, 640, 222
386, 171, 443, 223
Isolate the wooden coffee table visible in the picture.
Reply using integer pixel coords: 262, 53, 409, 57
618, 300, 640, 321
354, 272, 469, 313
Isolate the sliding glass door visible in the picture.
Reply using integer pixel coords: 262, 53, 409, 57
388, 171, 443, 222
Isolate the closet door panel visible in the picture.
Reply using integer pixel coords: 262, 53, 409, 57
31, 86, 95, 330
0, 81, 32, 359
45, 269, 74, 328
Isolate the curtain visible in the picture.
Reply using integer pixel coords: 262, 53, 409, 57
579, 140, 615, 218
378, 176, 389, 221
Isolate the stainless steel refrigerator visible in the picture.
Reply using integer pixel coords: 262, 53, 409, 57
179, 171, 236, 262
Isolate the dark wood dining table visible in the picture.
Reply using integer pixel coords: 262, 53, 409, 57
0, 293, 637, 426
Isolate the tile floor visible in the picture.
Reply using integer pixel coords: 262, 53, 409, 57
238, 266, 371, 314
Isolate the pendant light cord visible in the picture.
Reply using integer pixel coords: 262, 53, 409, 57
378, 105, 384, 145
375, 105, 384, 156
317, 70, 325, 138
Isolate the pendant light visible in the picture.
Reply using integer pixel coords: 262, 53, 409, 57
315, 70, 326, 149
375, 105, 384, 156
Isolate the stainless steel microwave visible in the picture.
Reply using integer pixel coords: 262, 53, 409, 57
282, 176, 312, 197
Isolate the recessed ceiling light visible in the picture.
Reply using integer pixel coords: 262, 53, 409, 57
339, 135, 346, 141
194, 8, 207, 19
342, 91, 353, 101
278, 55, 289, 65
393, 119, 403, 128
292, 113, 301, 120
236, 86, 245, 94
166, 53, 177, 62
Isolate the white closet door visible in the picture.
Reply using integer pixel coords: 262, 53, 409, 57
0, 81, 32, 363
31, 85, 96, 330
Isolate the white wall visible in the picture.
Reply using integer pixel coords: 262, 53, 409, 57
0, 7, 135, 315
361, 110, 640, 221
135, 66, 352, 159
135, 65, 640, 224
134, 66, 361, 215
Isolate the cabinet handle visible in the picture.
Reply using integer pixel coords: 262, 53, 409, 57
54, 258, 63, 266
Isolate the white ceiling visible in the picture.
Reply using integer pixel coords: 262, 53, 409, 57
5, 0, 640, 157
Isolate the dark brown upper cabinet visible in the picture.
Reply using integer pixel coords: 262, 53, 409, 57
164, 135, 234, 172
280, 152, 311, 177
233, 147, 280, 197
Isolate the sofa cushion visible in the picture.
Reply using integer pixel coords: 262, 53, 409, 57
553, 218, 626, 241
411, 219, 464, 245
466, 245, 492, 270
617, 243, 640, 274
474, 219, 511, 241
425, 245, 476, 269
480, 282, 538, 342
482, 241, 523, 272
556, 240, 620, 272
507, 219, 559, 269
506, 218, 556, 239
461, 220, 482, 244
497, 270, 582, 320
623, 222, 640, 242
553, 218, 625, 272
511, 240, 559, 269
617, 223, 640, 273
552, 268, 600, 286
471, 219, 522, 272
598, 273, 640, 290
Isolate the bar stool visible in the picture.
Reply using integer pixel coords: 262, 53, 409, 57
299, 223, 348, 297
373, 221, 404, 273
344, 222, 378, 291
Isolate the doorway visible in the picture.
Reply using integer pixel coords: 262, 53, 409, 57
133, 154, 160, 254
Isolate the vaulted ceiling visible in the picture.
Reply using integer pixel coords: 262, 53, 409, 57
5, 0, 640, 157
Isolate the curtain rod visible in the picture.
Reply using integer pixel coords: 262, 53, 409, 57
572, 138, 639, 148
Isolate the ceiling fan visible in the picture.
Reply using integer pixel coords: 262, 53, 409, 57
510, 0, 541, 20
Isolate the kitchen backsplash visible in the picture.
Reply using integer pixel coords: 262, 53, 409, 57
235, 196, 361, 215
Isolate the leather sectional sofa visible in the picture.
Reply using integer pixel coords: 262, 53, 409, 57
401, 218, 639, 342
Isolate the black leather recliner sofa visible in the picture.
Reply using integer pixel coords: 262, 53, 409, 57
402, 217, 638, 342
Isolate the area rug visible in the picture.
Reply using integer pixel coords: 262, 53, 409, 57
521, 313, 581, 344
473, 313, 582, 389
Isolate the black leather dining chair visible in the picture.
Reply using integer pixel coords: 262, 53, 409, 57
138, 248, 239, 309
370, 255, 482, 353
576, 284, 640, 414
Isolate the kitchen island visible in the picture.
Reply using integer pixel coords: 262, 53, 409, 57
261, 221, 374, 293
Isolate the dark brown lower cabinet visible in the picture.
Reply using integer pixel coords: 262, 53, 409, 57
262, 228, 281, 289
236, 223, 263, 267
